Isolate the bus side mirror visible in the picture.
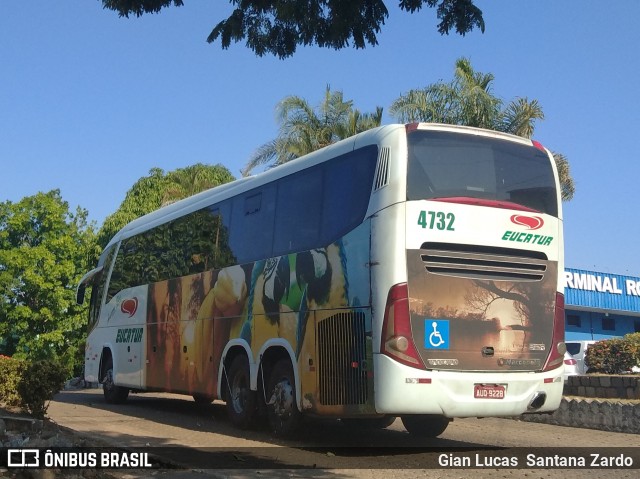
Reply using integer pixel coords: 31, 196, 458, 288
76, 266, 103, 306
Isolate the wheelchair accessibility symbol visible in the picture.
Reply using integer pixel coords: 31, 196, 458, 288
424, 319, 450, 349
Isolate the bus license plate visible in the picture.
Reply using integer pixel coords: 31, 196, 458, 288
474, 384, 505, 399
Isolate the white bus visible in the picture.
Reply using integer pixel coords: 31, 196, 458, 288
77, 123, 565, 437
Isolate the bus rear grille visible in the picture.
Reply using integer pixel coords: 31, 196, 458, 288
318, 311, 368, 406
420, 242, 547, 282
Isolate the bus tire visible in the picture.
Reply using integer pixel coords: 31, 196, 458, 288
341, 416, 396, 430
102, 356, 129, 404
226, 355, 256, 429
266, 359, 301, 436
401, 415, 450, 437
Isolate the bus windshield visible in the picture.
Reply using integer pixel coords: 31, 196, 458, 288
407, 130, 558, 217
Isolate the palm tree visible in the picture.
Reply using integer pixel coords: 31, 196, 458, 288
390, 58, 574, 201
336, 107, 384, 140
551, 152, 575, 202
390, 58, 542, 131
242, 86, 383, 176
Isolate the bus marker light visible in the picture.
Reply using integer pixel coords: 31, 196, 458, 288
532, 140, 546, 151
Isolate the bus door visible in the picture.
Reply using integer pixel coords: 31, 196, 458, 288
108, 286, 147, 388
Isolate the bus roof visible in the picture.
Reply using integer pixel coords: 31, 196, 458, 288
104, 123, 545, 250
104, 124, 398, 248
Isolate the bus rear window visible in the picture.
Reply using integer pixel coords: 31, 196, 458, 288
407, 130, 558, 217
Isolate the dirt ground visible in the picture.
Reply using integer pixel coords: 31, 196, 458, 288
1, 405, 136, 479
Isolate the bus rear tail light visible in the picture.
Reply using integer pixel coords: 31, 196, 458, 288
542, 292, 565, 372
381, 283, 426, 370
532, 140, 547, 152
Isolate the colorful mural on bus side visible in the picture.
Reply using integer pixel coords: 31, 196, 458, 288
143, 224, 372, 414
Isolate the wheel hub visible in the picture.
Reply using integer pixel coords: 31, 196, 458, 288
231, 376, 248, 413
272, 380, 294, 416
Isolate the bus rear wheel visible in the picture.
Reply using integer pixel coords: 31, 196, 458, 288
226, 355, 256, 429
102, 356, 129, 404
401, 415, 450, 437
266, 359, 301, 436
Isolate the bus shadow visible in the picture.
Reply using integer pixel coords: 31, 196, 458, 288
52, 389, 506, 469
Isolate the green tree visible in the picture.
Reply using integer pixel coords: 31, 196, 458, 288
97, 168, 167, 248
390, 58, 576, 201
242, 86, 383, 175
162, 163, 236, 206
102, 0, 484, 59
0, 190, 100, 374
98, 163, 235, 248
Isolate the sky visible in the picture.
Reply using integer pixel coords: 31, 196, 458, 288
1, 1, 639, 276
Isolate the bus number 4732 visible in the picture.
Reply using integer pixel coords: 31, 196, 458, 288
418, 210, 455, 231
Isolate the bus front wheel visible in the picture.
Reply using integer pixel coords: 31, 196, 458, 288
102, 356, 129, 404
401, 415, 450, 437
226, 355, 257, 429
266, 359, 301, 436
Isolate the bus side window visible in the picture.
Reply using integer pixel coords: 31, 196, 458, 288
87, 275, 103, 333
185, 203, 235, 273
172, 209, 212, 275
207, 201, 234, 269
106, 231, 160, 301
229, 186, 276, 263
106, 240, 131, 301
245, 193, 262, 215
273, 168, 323, 256
321, 145, 378, 244
90, 244, 116, 325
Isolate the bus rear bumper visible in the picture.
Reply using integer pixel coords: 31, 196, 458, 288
373, 354, 564, 418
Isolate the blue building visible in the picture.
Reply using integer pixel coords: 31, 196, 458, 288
564, 268, 640, 340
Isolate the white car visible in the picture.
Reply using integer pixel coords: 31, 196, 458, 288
565, 340, 596, 374
563, 351, 579, 380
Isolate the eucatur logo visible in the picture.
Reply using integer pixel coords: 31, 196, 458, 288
510, 214, 544, 230
120, 297, 138, 317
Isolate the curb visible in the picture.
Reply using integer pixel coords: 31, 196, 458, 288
0, 416, 43, 434
519, 397, 640, 433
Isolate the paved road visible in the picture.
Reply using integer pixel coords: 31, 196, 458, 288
46, 389, 640, 479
